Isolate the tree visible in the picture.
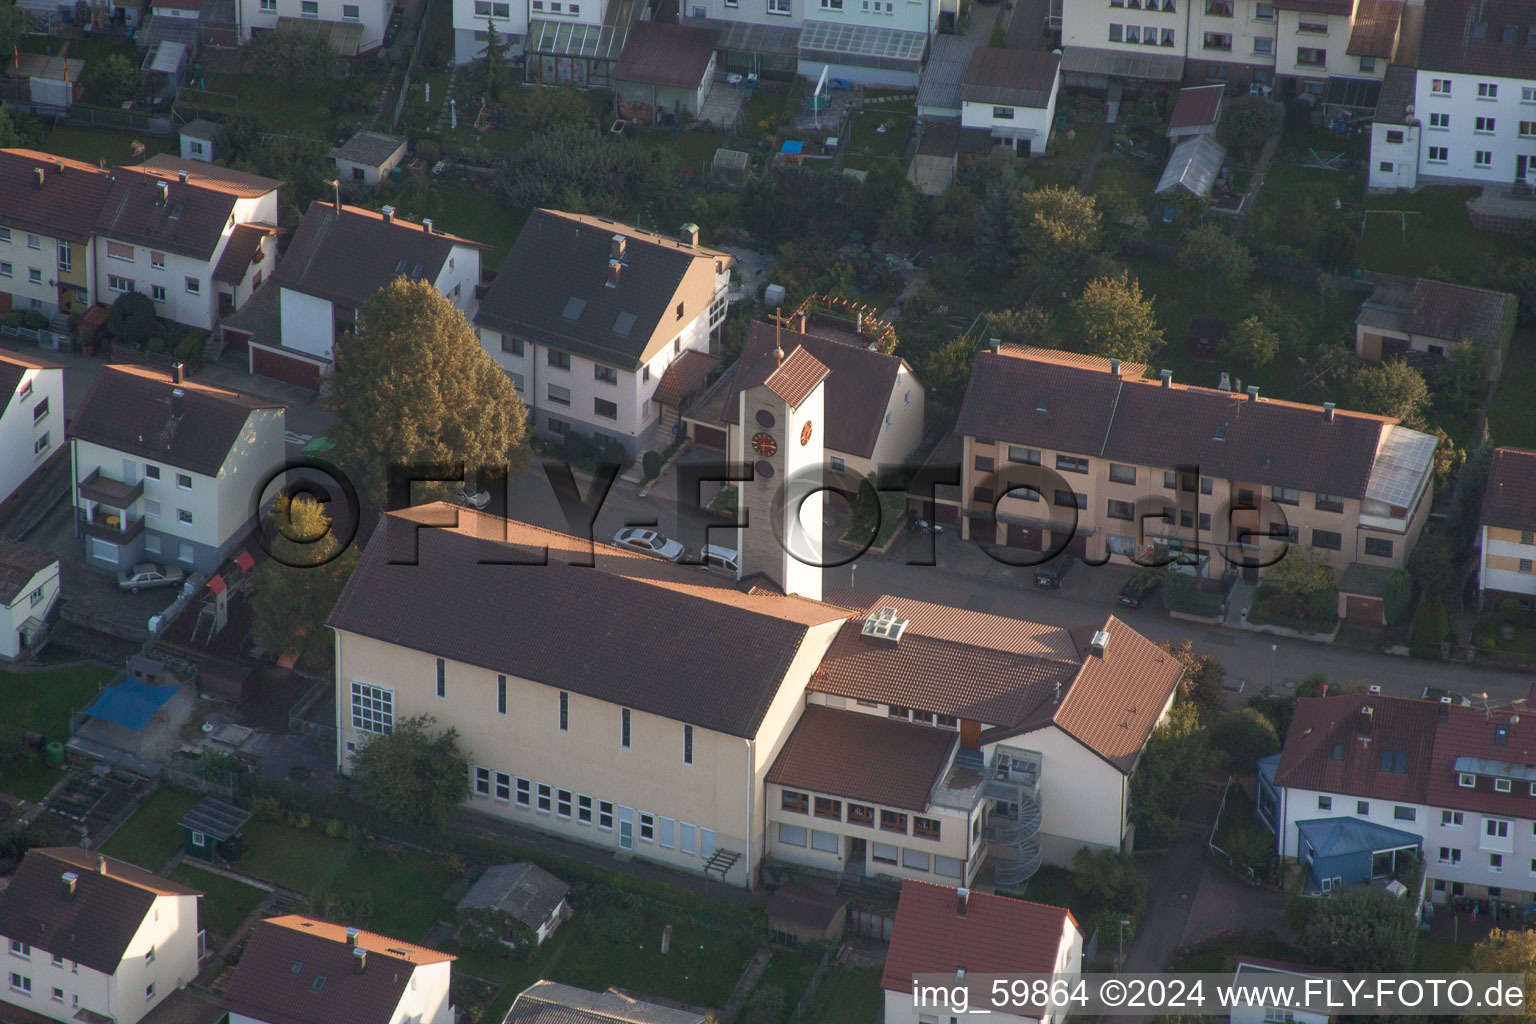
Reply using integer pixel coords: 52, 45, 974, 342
1225, 315, 1280, 368
1349, 359, 1430, 425
1408, 532, 1457, 600
0, 1, 22, 63
1383, 569, 1412, 625
107, 291, 157, 347
1071, 847, 1147, 917
250, 492, 359, 669
1130, 702, 1217, 845
1018, 185, 1102, 290
1299, 886, 1417, 972
0, 104, 19, 151
1464, 930, 1536, 1024
471, 18, 510, 104
1217, 96, 1275, 162
349, 714, 469, 831
328, 277, 528, 507
1178, 222, 1254, 299
1071, 272, 1165, 364
921, 332, 980, 411
1156, 640, 1225, 717
982, 307, 1056, 350
1410, 596, 1450, 658
1212, 708, 1280, 771
85, 54, 138, 107
247, 27, 335, 88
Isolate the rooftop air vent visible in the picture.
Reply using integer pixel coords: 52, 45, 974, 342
1090, 630, 1110, 656
861, 606, 908, 642
1368, 684, 1382, 694
1035, 396, 1048, 412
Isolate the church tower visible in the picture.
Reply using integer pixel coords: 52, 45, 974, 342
735, 342, 829, 602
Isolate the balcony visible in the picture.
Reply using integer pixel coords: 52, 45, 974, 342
78, 467, 144, 508
80, 507, 145, 543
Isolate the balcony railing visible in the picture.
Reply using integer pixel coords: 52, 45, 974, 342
78, 467, 145, 508
80, 508, 145, 543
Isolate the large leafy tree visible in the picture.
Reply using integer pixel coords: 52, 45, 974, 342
0, 2, 23, 62
1018, 185, 1102, 291
107, 291, 157, 347
1225, 315, 1280, 369
1129, 701, 1217, 845
1299, 886, 1418, 971
328, 277, 528, 507
249, 492, 358, 669
1464, 930, 1536, 1024
1348, 358, 1431, 426
349, 714, 469, 831
1217, 96, 1276, 162
1071, 272, 1165, 364
1178, 222, 1254, 299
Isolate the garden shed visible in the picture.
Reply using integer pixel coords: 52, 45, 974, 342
613, 22, 720, 121
14, 53, 85, 109
766, 884, 846, 946
178, 795, 252, 862
1157, 135, 1226, 199
456, 863, 571, 947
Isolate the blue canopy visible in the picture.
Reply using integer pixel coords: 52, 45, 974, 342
83, 679, 179, 731
1296, 816, 1420, 859
781, 140, 803, 155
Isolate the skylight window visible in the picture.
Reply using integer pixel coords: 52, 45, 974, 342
561, 297, 586, 321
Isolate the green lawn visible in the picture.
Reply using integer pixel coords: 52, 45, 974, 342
1475, 619, 1536, 658
849, 111, 910, 159
0, 755, 65, 803
193, 73, 339, 138
1174, 932, 1304, 973
1488, 332, 1536, 449
236, 819, 352, 894
1089, 156, 1156, 205
100, 787, 204, 871
636, 127, 732, 180
169, 864, 267, 940
799, 966, 882, 1024
393, 183, 529, 268
741, 948, 821, 1023
1356, 187, 1525, 279
0, 664, 118, 740
323, 843, 458, 942
35, 125, 176, 167
1414, 937, 1474, 972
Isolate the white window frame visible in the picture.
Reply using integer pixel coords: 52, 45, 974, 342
350, 679, 394, 735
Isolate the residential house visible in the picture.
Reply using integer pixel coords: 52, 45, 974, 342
475, 211, 732, 457
1369, 63, 1421, 189
1229, 959, 1337, 1024
1410, 0, 1536, 188
257, 200, 485, 389
0, 847, 203, 1024
330, 131, 408, 188
1354, 275, 1517, 371
0, 539, 59, 661
696, 317, 924, 478
959, 48, 1061, 156
1257, 692, 1536, 907
881, 881, 1083, 1024
953, 346, 1438, 587
613, 23, 720, 120
0, 350, 65, 510
67, 363, 285, 574
505, 981, 707, 1024
1478, 446, 1536, 611
96, 159, 284, 331
0, 151, 113, 321
223, 916, 454, 1024
178, 119, 224, 163
236, 0, 391, 56
455, 863, 570, 947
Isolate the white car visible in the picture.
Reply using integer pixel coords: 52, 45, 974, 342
116, 562, 186, 593
612, 527, 687, 562
700, 544, 741, 576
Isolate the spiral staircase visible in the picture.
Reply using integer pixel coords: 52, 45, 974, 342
957, 746, 1044, 887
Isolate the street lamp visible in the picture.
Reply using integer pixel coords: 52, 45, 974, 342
1270, 644, 1277, 689
1118, 919, 1130, 974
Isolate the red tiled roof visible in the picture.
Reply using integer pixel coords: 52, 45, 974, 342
1419, 0, 1536, 80
882, 880, 1077, 993
1426, 703, 1536, 817
766, 705, 958, 811
613, 22, 719, 90
223, 916, 453, 1024
1169, 85, 1224, 130
1347, 0, 1403, 57
763, 346, 829, 409
136, 155, 284, 198
1482, 447, 1536, 533
1046, 617, 1186, 772
1273, 694, 1439, 803
0, 149, 114, 242
0, 539, 56, 606
653, 349, 719, 407
1405, 279, 1515, 346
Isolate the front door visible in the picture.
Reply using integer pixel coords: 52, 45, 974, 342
960, 720, 981, 749
618, 806, 635, 850
121, 459, 137, 485
1519, 155, 1528, 184
847, 837, 866, 870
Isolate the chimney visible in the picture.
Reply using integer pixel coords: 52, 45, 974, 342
332, 179, 342, 214
352, 947, 367, 973
797, 312, 807, 334
989, 338, 1001, 355
1323, 401, 1335, 422
1110, 358, 1121, 376
422, 218, 433, 233
956, 887, 970, 918
1246, 386, 1260, 402
96, 855, 107, 875
1159, 369, 1173, 387
1439, 697, 1451, 722
61, 872, 78, 901
172, 362, 185, 385
170, 387, 185, 420
380, 206, 395, 223
33, 167, 44, 190
610, 234, 626, 261
1359, 704, 1374, 738
1090, 630, 1110, 656
54, 159, 63, 174
607, 259, 622, 287
156, 180, 168, 205
177, 169, 189, 183
345, 927, 359, 946
1053, 680, 1062, 704
679, 222, 700, 246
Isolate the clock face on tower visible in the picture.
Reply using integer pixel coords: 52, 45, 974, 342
751, 432, 779, 457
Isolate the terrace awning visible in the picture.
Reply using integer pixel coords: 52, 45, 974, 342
526, 19, 628, 61
798, 19, 927, 73
276, 15, 365, 56
83, 679, 179, 731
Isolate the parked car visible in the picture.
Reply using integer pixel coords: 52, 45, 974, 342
116, 562, 186, 593
1034, 554, 1075, 589
1117, 573, 1163, 608
700, 544, 741, 576
612, 527, 687, 562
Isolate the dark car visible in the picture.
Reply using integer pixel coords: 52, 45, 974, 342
1117, 574, 1163, 608
1034, 554, 1074, 588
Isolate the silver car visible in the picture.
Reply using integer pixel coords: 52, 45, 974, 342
116, 562, 186, 593
612, 528, 687, 562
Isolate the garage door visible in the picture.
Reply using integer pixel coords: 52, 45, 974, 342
968, 517, 996, 544
1004, 523, 1042, 550
251, 346, 321, 390
1345, 595, 1384, 628
692, 424, 727, 449
1067, 532, 1089, 558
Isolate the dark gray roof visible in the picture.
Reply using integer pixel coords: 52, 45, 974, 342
962, 48, 1060, 109
475, 210, 730, 372
0, 539, 56, 606
179, 118, 224, 141
505, 982, 706, 1024
1374, 64, 1417, 125
178, 797, 252, 842
330, 131, 407, 168
457, 863, 569, 930
1418, 0, 1536, 79
95, 169, 238, 261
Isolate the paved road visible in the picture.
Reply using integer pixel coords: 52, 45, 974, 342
506, 465, 1535, 704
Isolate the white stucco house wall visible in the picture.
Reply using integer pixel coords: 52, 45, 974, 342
959, 48, 1061, 156
0, 349, 64, 510
0, 540, 59, 661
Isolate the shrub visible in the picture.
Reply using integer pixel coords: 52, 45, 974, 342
1, 311, 24, 327
22, 310, 47, 330
642, 450, 662, 481
1383, 570, 1412, 625
107, 291, 157, 347
174, 329, 207, 365
1498, 598, 1523, 624
251, 796, 283, 822
287, 812, 312, 830
1410, 596, 1450, 658
146, 337, 168, 353
324, 818, 347, 839
601, 441, 630, 470
563, 432, 596, 464
1212, 708, 1280, 771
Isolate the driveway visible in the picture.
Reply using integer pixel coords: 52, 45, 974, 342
24, 500, 175, 640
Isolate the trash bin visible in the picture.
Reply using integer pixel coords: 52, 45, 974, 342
45, 741, 64, 766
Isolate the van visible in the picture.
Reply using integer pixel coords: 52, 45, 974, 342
700, 544, 741, 576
